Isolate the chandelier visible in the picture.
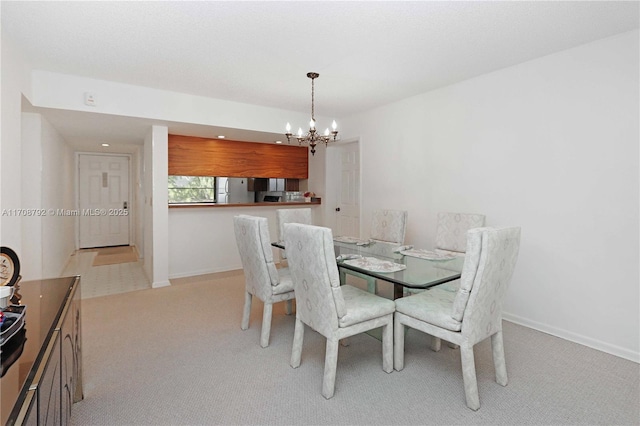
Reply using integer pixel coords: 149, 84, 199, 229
285, 72, 338, 156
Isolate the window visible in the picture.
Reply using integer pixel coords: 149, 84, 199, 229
168, 176, 216, 204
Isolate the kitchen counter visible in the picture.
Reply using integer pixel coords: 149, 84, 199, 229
169, 198, 321, 209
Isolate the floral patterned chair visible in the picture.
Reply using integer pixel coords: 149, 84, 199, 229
233, 215, 295, 348
342, 209, 408, 293
276, 208, 312, 261
284, 223, 396, 399
394, 226, 521, 410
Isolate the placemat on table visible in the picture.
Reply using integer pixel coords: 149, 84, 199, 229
343, 257, 406, 273
333, 236, 371, 245
400, 249, 456, 260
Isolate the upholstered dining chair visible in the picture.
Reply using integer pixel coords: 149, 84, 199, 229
276, 208, 312, 261
370, 209, 408, 244
283, 223, 396, 399
406, 212, 486, 296
394, 226, 521, 411
341, 209, 408, 293
435, 212, 486, 257
233, 214, 295, 348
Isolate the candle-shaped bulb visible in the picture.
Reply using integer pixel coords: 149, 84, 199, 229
297, 128, 303, 137
332, 120, 337, 130
324, 128, 330, 136
309, 119, 316, 130
285, 122, 291, 132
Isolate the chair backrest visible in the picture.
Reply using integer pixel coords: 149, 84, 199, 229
435, 212, 486, 253
452, 227, 521, 343
276, 208, 312, 259
233, 215, 281, 300
283, 223, 345, 337
276, 208, 312, 241
370, 209, 408, 244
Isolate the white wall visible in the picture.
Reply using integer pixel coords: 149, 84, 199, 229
131, 145, 144, 257
6, 109, 74, 283
150, 125, 169, 288
29, 70, 323, 137
142, 129, 153, 282
40, 116, 75, 278
340, 30, 639, 362
1, 34, 32, 255
3, 36, 74, 280
168, 207, 278, 278
20, 113, 75, 279
168, 204, 324, 279
20, 113, 43, 280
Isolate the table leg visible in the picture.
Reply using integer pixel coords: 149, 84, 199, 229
394, 284, 404, 299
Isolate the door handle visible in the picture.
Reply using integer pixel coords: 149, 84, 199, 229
335, 207, 341, 212
123, 201, 128, 209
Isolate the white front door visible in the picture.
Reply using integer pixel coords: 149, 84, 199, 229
335, 142, 360, 237
78, 154, 130, 248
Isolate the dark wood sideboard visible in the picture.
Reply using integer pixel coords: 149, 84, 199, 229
1, 276, 83, 425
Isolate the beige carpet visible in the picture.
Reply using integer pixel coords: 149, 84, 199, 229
91, 246, 138, 266
69, 271, 640, 425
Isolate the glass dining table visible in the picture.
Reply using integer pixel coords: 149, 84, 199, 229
272, 239, 464, 299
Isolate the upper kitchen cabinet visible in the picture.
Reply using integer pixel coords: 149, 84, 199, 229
168, 135, 308, 178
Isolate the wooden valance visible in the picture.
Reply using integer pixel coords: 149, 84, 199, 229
168, 135, 309, 178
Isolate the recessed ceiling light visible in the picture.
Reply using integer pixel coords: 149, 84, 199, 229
101, 143, 110, 147
217, 135, 225, 139
275, 140, 282, 144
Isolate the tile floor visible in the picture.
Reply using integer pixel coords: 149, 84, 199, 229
62, 249, 151, 299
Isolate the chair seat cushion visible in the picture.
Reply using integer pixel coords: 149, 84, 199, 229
394, 288, 462, 331
338, 285, 395, 328
272, 268, 295, 295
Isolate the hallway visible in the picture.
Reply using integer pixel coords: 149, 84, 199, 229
62, 247, 150, 299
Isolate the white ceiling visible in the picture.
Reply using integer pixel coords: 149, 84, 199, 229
3, 1, 639, 151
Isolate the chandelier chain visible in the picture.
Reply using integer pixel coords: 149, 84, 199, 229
311, 76, 315, 122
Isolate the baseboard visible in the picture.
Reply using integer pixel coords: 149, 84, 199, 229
169, 264, 242, 280
152, 280, 171, 288
503, 312, 639, 363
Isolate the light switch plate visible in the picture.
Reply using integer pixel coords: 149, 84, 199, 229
84, 92, 97, 106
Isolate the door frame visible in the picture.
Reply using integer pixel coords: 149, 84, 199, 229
75, 152, 133, 250
325, 138, 361, 236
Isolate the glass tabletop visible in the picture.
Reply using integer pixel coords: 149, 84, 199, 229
332, 240, 463, 290
272, 240, 464, 295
